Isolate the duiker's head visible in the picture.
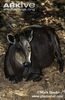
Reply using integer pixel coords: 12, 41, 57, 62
7, 32, 32, 64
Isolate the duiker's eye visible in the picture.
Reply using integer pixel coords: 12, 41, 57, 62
28, 47, 30, 50
28, 46, 31, 51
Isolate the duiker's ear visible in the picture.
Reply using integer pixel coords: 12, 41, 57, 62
28, 30, 33, 42
7, 34, 16, 44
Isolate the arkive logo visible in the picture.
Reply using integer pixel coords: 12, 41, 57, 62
3, 1, 36, 11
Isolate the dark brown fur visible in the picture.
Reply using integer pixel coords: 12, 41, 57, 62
4, 25, 64, 83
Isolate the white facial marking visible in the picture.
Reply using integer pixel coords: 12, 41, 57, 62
27, 52, 31, 63
22, 39, 31, 63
